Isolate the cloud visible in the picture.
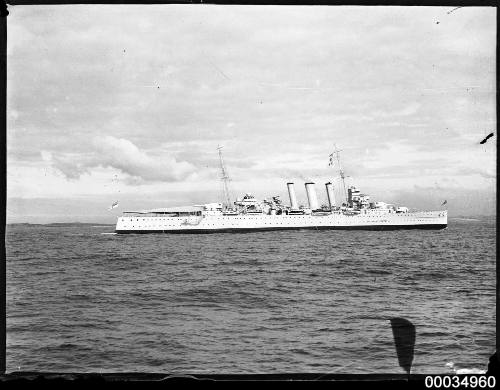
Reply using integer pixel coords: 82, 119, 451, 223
50, 153, 91, 180
93, 136, 196, 182
455, 166, 496, 180
370, 102, 421, 119
43, 136, 197, 183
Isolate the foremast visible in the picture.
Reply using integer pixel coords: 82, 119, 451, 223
217, 145, 233, 210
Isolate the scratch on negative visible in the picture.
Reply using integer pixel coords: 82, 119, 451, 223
479, 133, 494, 145
447, 7, 463, 15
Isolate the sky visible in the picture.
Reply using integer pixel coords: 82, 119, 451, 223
7, 5, 497, 223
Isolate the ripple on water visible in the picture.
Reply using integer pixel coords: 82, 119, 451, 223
5, 220, 496, 373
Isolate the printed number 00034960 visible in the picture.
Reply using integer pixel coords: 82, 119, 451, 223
425, 376, 496, 388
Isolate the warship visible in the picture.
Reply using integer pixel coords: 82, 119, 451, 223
115, 146, 447, 233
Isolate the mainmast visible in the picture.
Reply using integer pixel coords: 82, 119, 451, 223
331, 144, 348, 206
217, 145, 233, 210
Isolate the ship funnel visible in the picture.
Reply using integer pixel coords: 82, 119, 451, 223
325, 182, 335, 209
287, 182, 299, 210
305, 182, 319, 210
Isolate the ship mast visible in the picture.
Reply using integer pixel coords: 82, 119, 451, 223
217, 145, 233, 210
332, 144, 348, 206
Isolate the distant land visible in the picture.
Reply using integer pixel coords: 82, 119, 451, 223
450, 215, 496, 220
7, 222, 115, 227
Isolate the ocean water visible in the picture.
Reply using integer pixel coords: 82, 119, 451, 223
5, 218, 496, 374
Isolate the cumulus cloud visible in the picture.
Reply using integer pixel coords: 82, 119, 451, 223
43, 136, 197, 183
92, 136, 196, 182
41, 150, 90, 180
51, 154, 91, 180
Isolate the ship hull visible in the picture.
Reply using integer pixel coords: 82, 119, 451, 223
115, 211, 447, 234
115, 224, 447, 234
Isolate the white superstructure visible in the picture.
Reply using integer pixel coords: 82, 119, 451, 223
115, 147, 448, 233
115, 208, 447, 233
